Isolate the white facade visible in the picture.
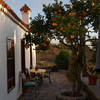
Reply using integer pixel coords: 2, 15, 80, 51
0, 3, 36, 100
21, 11, 31, 24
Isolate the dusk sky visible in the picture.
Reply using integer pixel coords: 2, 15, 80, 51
4, 0, 69, 19
4, 0, 97, 42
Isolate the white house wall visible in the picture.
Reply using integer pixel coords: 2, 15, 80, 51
32, 44, 36, 68
0, 11, 31, 100
25, 48, 30, 69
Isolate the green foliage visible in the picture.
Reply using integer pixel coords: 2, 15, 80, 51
87, 67, 97, 77
25, 14, 51, 50
89, 37, 97, 64
25, 0, 99, 51
55, 50, 70, 69
67, 54, 82, 82
24, 0, 100, 94
89, 53, 96, 65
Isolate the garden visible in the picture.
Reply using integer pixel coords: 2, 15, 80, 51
24, 0, 100, 99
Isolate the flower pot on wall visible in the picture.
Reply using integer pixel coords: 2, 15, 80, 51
88, 76, 96, 85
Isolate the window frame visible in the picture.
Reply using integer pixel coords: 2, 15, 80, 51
6, 38, 15, 93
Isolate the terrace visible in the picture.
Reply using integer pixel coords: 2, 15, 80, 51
18, 70, 72, 100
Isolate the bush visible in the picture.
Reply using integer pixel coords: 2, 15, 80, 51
55, 50, 70, 69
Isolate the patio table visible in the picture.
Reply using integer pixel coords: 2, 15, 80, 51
29, 69, 46, 77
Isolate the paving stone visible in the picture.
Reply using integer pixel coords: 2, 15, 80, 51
18, 70, 72, 100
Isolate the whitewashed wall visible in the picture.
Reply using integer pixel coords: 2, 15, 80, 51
32, 44, 36, 68
0, 10, 33, 100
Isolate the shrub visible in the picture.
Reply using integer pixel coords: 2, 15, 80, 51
55, 50, 70, 69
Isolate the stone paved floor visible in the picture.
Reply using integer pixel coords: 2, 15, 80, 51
18, 70, 72, 100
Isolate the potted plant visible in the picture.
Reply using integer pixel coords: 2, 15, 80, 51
87, 67, 97, 85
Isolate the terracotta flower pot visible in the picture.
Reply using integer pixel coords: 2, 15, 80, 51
88, 76, 96, 85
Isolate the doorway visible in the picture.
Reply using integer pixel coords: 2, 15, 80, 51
21, 40, 25, 73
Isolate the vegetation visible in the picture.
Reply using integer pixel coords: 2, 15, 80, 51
25, 0, 100, 96
89, 37, 98, 65
55, 50, 70, 69
87, 66, 97, 77
36, 44, 68, 67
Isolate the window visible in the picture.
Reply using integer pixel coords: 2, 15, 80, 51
7, 39, 15, 93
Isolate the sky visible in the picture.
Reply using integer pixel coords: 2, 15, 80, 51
4, 0, 70, 44
4, 0, 70, 19
4, 0, 98, 44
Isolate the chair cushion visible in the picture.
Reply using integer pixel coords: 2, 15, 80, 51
24, 82, 36, 87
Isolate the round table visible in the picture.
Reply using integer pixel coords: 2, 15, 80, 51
29, 69, 46, 77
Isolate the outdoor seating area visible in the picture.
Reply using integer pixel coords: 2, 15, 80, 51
18, 70, 93, 100
18, 70, 72, 100
20, 68, 52, 97
1, 0, 100, 100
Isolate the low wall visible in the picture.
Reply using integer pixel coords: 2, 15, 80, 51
82, 77, 100, 100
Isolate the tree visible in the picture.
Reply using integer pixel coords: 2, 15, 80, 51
25, 14, 51, 50
25, 0, 100, 96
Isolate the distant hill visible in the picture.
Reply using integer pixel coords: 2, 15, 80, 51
36, 44, 69, 67
36, 44, 94, 67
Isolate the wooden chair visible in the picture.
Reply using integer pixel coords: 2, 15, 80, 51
44, 69, 52, 83
20, 72, 39, 97
35, 73, 43, 86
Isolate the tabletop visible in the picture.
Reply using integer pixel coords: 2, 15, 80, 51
29, 69, 46, 76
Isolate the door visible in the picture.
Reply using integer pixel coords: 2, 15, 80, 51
21, 40, 25, 73
30, 45, 33, 69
